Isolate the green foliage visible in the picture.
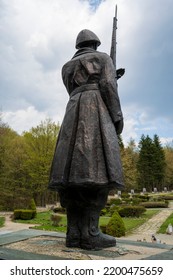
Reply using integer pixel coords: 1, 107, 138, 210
121, 192, 130, 199
14, 209, 36, 220
106, 211, 126, 237
23, 118, 60, 206
159, 195, 173, 200
140, 201, 168, 208
134, 194, 150, 201
120, 139, 138, 192
137, 134, 166, 191
100, 208, 108, 216
164, 146, 173, 188
118, 205, 146, 217
53, 207, 66, 214
28, 198, 37, 210
109, 198, 122, 206
50, 214, 62, 226
0, 216, 5, 227
0, 118, 60, 210
158, 213, 173, 233
123, 209, 159, 233
108, 205, 120, 217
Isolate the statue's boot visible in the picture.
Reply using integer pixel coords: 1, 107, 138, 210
66, 207, 81, 248
80, 208, 116, 250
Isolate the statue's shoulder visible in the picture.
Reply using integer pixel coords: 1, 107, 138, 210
95, 51, 112, 64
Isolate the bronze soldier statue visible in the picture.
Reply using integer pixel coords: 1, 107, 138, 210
48, 29, 124, 250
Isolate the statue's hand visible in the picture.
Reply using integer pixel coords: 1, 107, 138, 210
116, 68, 125, 79
115, 119, 124, 135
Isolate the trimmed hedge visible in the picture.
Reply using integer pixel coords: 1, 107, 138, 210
50, 214, 62, 226
14, 209, 36, 220
28, 198, 36, 210
118, 205, 146, 217
106, 211, 125, 237
160, 195, 173, 201
140, 201, 168, 208
109, 198, 122, 206
53, 207, 66, 214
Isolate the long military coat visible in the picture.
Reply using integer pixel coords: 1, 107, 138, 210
49, 48, 124, 191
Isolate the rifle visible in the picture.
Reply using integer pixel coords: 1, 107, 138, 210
110, 5, 125, 80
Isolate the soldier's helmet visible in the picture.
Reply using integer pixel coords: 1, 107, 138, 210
75, 29, 101, 49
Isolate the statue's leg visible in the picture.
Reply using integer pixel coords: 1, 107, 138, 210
66, 206, 81, 247
58, 188, 81, 248
80, 188, 116, 250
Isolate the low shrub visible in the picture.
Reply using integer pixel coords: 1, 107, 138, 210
108, 204, 120, 216
160, 195, 173, 201
53, 207, 66, 214
50, 214, 62, 226
131, 198, 142, 205
13, 209, 23, 220
100, 208, 108, 216
106, 211, 125, 237
118, 205, 146, 217
0, 216, 5, 227
14, 209, 36, 220
140, 201, 168, 208
28, 198, 36, 210
133, 194, 150, 201
20, 210, 36, 220
121, 193, 130, 199
109, 198, 122, 206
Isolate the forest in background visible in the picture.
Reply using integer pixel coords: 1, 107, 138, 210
0, 117, 173, 211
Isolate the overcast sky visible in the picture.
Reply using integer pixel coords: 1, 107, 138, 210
1, 0, 173, 145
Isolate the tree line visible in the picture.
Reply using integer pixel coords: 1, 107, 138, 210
0, 117, 173, 210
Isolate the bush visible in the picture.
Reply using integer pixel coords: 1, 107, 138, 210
100, 208, 108, 216
109, 198, 122, 206
50, 214, 62, 226
121, 193, 130, 199
14, 209, 36, 220
140, 201, 168, 208
13, 209, 23, 220
106, 211, 125, 237
118, 206, 146, 217
28, 198, 36, 210
0, 216, 5, 227
160, 195, 173, 201
20, 210, 36, 220
108, 204, 120, 216
133, 194, 149, 201
53, 207, 66, 214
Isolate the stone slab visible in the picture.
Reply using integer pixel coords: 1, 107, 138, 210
0, 229, 173, 260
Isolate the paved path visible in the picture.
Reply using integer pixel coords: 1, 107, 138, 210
122, 203, 173, 244
0, 212, 36, 234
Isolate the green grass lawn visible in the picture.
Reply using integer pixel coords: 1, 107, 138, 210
157, 212, 173, 234
13, 209, 159, 235
0, 216, 5, 227
100, 209, 159, 235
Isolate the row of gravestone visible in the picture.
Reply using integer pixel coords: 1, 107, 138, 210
117, 187, 170, 197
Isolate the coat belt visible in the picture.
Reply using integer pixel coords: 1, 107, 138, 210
70, 84, 99, 98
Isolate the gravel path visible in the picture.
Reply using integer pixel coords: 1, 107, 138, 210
0, 213, 35, 234
121, 203, 173, 244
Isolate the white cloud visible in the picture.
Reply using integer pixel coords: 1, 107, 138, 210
3, 106, 48, 133
1, 0, 173, 144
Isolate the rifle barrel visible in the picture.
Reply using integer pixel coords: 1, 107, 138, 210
110, 5, 117, 69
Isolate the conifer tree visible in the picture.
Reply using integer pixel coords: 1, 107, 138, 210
152, 134, 165, 189
137, 135, 155, 191
137, 134, 166, 191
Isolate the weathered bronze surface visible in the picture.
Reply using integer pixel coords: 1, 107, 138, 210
48, 29, 124, 250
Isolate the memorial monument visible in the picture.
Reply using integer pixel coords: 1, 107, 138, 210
48, 6, 125, 250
